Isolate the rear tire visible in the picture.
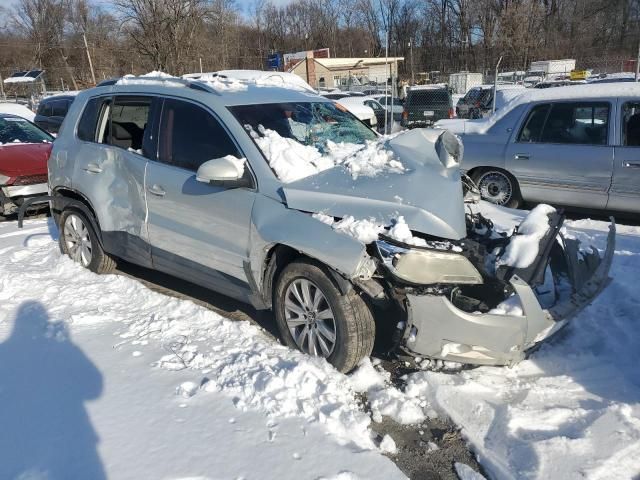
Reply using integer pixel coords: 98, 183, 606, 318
274, 259, 375, 373
58, 209, 116, 274
473, 169, 522, 209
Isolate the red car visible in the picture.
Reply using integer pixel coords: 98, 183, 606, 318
0, 113, 53, 218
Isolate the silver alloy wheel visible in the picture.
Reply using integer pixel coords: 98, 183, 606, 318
284, 278, 337, 357
63, 214, 93, 267
477, 171, 513, 205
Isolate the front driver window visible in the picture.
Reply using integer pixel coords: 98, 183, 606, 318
622, 102, 640, 147
158, 99, 241, 172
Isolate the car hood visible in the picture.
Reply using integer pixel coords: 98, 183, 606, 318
0, 143, 51, 177
282, 129, 467, 240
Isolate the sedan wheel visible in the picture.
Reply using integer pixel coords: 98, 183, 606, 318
64, 213, 93, 267
284, 278, 337, 357
476, 170, 521, 208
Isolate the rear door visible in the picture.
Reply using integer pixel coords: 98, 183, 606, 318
609, 98, 640, 212
505, 101, 613, 209
145, 98, 256, 300
72, 94, 158, 266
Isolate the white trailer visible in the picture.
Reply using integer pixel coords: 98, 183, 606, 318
448, 72, 483, 95
529, 59, 576, 75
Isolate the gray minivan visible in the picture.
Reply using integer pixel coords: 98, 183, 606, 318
454, 84, 640, 213
30, 75, 614, 372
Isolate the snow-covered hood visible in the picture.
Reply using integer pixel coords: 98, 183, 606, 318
282, 129, 467, 240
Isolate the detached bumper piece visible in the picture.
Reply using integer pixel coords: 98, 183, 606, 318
402, 215, 616, 366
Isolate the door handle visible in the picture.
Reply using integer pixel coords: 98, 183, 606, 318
514, 154, 530, 160
147, 184, 166, 197
624, 161, 640, 168
83, 163, 102, 174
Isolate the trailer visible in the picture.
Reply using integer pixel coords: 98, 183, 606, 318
525, 59, 576, 86
448, 72, 483, 95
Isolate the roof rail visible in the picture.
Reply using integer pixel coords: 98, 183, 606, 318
96, 76, 220, 95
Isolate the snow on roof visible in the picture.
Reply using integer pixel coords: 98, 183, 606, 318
409, 83, 448, 91
0, 103, 35, 121
314, 57, 404, 69
183, 70, 316, 93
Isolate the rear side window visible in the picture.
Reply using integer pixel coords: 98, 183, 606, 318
104, 96, 154, 156
51, 100, 69, 117
158, 99, 241, 172
408, 89, 450, 106
78, 97, 109, 142
518, 104, 550, 142
622, 102, 640, 146
36, 102, 51, 116
540, 102, 609, 145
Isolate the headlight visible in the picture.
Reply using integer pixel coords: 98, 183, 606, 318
0, 174, 11, 185
375, 240, 483, 285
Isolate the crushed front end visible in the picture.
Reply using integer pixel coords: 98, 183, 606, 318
368, 204, 615, 367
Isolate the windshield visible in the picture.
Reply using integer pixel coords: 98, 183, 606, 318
229, 101, 377, 151
0, 117, 52, 144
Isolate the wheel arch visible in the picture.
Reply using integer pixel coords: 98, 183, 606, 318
52, 187, 104, 246
258, 243, 353, 310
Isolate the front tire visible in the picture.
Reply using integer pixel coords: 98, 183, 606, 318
58, 209, 116, 274
473, 169, 522, 208
274, 259, 375, 373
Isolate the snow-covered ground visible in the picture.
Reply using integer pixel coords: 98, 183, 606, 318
1, 202, 639, 479
0, 218, 405, 480
406, 204, 640, 479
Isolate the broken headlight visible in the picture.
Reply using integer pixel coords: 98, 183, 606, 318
375, 240, 483, 285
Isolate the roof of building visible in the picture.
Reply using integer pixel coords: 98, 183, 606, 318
312, 57, 404, 70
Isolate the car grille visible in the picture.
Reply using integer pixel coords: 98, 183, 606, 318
13, 174, 47, 186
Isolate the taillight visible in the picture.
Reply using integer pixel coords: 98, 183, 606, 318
448, 108, 454, 119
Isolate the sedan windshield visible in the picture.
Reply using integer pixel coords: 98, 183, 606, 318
229, 101, 377, 152
0, 117, 52, 145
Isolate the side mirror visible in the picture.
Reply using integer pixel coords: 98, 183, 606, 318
196, 156, 251, 188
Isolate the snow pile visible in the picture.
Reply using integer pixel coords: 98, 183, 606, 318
332, 216, 386, 244
405, 202, 640, 480
253, 127, 333, 183
204, 77, 248, 92
455, 463, 487, 480
252, 127, 404, 183
349, 359, 426, 425
116, 72, 185, 88
497, 204, 556, 269
379, 434, 397, 454
312, 213, 426, 247
387, 217, 428, 247
487, 294, 524, 316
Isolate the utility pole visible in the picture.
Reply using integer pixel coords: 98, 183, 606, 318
409, 40, 414, 85
636, 40, 640, 82
83, 32, 96, 86
0, 74, 4, 101
493, 55, 503, 114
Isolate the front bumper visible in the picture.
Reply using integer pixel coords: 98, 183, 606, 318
401, 220, 616, 366
0, 183, 49, 215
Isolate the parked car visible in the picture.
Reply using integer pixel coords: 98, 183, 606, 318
337, 96, 386, 131
370, 94, 404, 121
0, 113, 53, 217
450, 83, 640, 214
34, 75, 614, 373
34, 94, 76, 134
401, 85, 453, 128
0, 102, 36, 122
334, 96, 379, 130
457, 85, 526, 119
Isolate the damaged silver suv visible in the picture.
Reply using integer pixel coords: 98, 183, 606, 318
34, 75, 615, 372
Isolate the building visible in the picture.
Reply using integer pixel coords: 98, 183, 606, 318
289, 56, 404, 89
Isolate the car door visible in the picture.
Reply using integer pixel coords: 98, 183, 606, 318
72, 94, 157, 267
609, 98, 640, 213
505, 101, 614, 209
145, 97, 256, 301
